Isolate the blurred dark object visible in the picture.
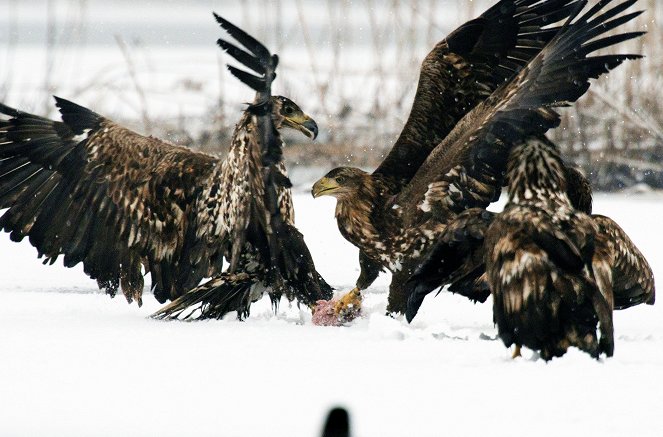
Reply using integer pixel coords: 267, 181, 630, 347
321, 407, 350, 437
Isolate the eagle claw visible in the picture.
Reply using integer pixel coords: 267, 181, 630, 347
311, 288, 362, 326
334, 287, 362, 319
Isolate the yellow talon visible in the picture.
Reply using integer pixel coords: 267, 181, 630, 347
334, 287, 362, 320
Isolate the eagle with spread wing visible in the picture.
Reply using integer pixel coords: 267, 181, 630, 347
312, 0, 643, 319
483, 136, 654, 360
0, 14, 332, 319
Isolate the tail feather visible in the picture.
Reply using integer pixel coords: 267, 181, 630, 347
405, 209, 494, 322
151, 273, 259, 321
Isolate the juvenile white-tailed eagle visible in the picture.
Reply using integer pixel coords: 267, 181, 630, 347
0, 14, 332, 319
483, 137, 654, 360
312, 0, 643, 319
405, 150, 655, 322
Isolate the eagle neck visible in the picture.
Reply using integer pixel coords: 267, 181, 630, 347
334, 176, 387, 260
506, 138, 572, 210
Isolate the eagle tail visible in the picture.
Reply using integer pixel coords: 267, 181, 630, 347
151, 273, 259, 321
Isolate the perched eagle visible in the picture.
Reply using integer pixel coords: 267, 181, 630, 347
0, 14, 332, 319
312, 0, 643, 318
482, 136, 654, 360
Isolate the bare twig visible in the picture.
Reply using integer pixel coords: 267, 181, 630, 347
115, 35, 152, 134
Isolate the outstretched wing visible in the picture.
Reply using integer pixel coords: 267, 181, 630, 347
0, 99, 218, 304
398, 0, 643, 225
374, 0, 584, 190
592, 214, 655, 309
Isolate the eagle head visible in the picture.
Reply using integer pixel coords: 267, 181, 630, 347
311, 167, 368, 199
271, 96, 318, 140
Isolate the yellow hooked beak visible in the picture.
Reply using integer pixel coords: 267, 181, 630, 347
311, 177, 340, 198
283, 113, 319, 140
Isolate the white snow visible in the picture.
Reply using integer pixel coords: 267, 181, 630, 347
1, 191, 662, 437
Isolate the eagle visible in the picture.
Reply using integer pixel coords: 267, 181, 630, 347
312, 0, 643, 318
0, 14, 332, 319
405, 147, 655, 322
482, 136, 655, 360
404, 156, 598, 320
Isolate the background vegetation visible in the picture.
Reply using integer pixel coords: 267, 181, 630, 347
1, 0, 661, 189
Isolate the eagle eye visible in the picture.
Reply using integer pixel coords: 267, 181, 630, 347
284, 106, 294, 115
335, 176, 345, 184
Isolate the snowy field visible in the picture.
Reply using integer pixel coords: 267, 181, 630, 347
2, 1, 663, 435
1, 190, 662, 437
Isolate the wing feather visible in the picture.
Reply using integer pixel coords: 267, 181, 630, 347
0, 99, 219, 304
373, 0, 584, 190
397, 0, 642, 225
592, 215, 655, 309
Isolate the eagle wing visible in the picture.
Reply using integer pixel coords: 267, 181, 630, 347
592, 214, 655, 309
397, 0, 643, 225
373, 0, 584, 190
405, 208, 494, 322
0, 99, 219, 304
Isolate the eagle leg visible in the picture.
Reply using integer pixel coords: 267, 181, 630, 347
386, 269, 412, 315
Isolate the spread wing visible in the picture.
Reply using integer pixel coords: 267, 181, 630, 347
0, 99, 219, 304
592, 214, 655, 309
374, 0, 584, 190
397, 0, 643, 225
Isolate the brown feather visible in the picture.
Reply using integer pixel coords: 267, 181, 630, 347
314, 0, 642, 315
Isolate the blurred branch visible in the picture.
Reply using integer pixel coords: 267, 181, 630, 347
115, 35, 152, 134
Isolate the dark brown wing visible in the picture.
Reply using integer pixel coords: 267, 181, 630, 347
0, 98, 219, 304
373, 0, 584, 190
405, 208, 493, 322
592, 214, 655, 309
397, 0, 643, 225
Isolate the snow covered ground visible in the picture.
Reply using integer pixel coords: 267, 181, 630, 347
1, 190, 662, 437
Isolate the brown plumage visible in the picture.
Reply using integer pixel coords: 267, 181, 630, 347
0, 14, 331, 319
591, 215, 655, 310
313, 0, 643, 316
405, 139, 597, 322
484, 135, 652, 359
